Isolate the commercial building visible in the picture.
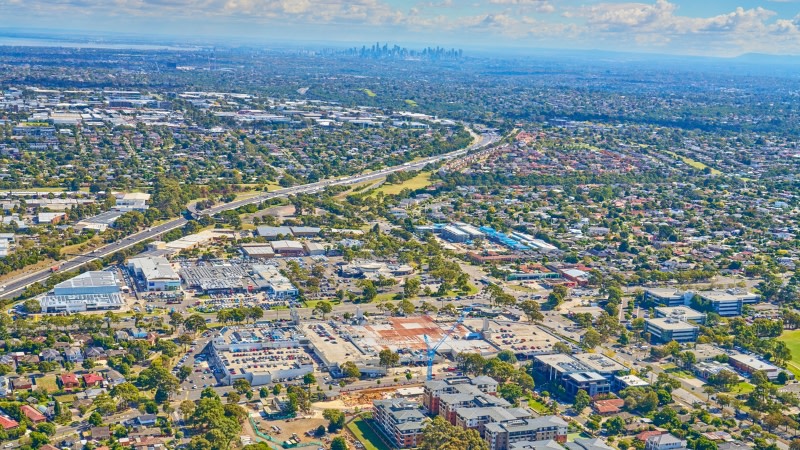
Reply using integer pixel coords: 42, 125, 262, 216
256, 226, 293, 240
697, 290, 760, 317
728, 354, 788, 381
114, 192, 150, 211
270, 240, 306, 257
373, 398, 427, 449
249, 265, 298, 298
484, 416, 568, 450
563, 371, 611, 397
209, 325, 313, 386
614, 374, 649, 390
654, 306, 706, 325
643, 318, 699, 344
644, 289, 690, 307
128, 256, 180, 291
303, 242, 326, 256
442, 225, 470, 243
39, 271, 124, 314
241, 244, 276, 259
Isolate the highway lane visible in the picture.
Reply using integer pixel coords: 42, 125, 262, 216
0, 131, 499, 302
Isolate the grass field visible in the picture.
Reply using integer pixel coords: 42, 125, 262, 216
778, 330, 800, 378
404, 99, 418, 107
347, 417, 390, 450
666, 151, 723, 175
362, 89, 377, 98
730, 382, 755, 394
373, 172, 432, 196
35, 375, 59, 392
527, 397, 551, 414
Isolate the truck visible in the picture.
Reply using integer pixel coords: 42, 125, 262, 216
50, 265, 60, 273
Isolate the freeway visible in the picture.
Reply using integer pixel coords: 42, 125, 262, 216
0, 130, 500, 301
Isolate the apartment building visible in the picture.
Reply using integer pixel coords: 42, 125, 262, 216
422, 376, 499, 415
485, 417, 568, 450
373, 398, 427, 449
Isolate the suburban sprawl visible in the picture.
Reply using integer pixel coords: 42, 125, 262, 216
0, 43, 797, 450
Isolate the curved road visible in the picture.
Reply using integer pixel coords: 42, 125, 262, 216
0, 130, 500, 301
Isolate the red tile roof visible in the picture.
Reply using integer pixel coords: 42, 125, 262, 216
20, 405, 45, 422
60, 373, 79, 385
0, 415, 18, 429
83, 373, 104, 385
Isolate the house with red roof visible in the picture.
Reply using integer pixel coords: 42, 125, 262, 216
83, 373, 104, 387
0, 415, 18, 430
592, 398, 625, 415
60, 373, 80, 391
20, 405, 46, 423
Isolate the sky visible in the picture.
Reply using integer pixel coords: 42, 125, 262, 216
1, 0, 800, 57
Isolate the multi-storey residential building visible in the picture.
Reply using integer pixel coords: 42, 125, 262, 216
373, 398, 428, 449
422, 376, 499, 415
485, 417, 568, 450
455, 406, 531, 437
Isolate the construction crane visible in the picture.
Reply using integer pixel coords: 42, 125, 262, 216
423, 307, 471, 380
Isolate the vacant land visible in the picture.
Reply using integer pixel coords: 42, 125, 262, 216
35, 374, 59, 393
373, 172, 432, 196
362, 89, 377, 97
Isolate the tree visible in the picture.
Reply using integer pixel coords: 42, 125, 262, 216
233, 379, 252, 396
184, 314, 207, 333
88, 411, 103, 426
303, 373, 317, 386
573, 389, 591, 412
323, 409, 345, 432
314, 301, 333, 319
581, 329, 602, 350
399, 299, 416, 315
519, 300, 544, 322
340, 361, 361, 379
553, 342, 572, 354
22, 299, 41, 314
419, 416, 488, 450
605, 416, 625, 436
404, 277, 421, 298
331, 436, 349, 450
498, 383, 524, 405
379, 349, 400, 368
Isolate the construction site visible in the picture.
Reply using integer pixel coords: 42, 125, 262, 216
306, 315, 498, 377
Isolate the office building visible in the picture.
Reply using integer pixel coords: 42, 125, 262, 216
697, 290, 760, 317
644, 318, 699, 344
644, 289, 691, 307
654, 306, 706, 324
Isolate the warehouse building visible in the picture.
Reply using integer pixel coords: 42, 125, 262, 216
39, 271, 124, 313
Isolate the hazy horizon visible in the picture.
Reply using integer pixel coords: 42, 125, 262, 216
2, 0, 800, 58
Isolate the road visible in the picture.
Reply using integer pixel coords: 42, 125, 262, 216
0, 130, 500, 301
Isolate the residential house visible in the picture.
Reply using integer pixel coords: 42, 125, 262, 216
60, 373, 81, 391
21, 404, 46, 423
64, 347, 84, 363
85, 347, 108, 360
645, 434, 687, 450
104, 369, 126, 387
0, 415, 18, 430
0, 377, 11, 397
136, 414, 158, 427
12, 377, 31, 391
39, 349, 63, 363
83, 373, 104, 387
90, 426, 111, 441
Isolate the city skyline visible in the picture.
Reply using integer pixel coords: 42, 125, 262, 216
2, 0, 800, 57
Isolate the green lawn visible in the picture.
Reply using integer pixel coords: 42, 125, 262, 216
404, 99, 418, 107
527, 397, 551, 414
53, 394, 76, 403
303, 299, 341, 309
730, 382, 755, 394
373, 172, 432, 196
779, 330, 800, 365
35, 374, 59, 393
347, 417, 391, 450
362, 89, 377, 98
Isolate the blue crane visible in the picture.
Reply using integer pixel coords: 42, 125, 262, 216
423, 307, 471, 380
